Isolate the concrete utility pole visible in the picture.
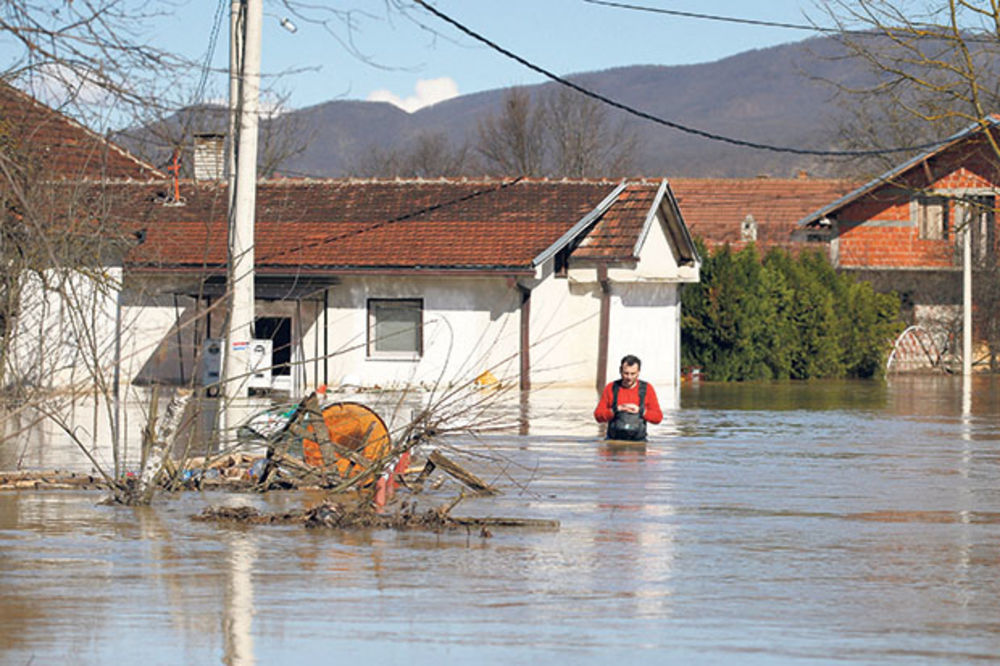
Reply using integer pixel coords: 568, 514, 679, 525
963, 203, 973, 377
222, 0, 261, 437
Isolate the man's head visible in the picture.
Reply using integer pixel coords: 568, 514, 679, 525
619, 354, 641, 388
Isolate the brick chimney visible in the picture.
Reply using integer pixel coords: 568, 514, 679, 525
193, 133, 225, 181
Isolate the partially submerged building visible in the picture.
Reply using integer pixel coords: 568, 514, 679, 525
115, 177, 700, 401
797, 119, 1000, 338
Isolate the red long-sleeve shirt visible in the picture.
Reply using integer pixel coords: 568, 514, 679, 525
593, 381, 663, 424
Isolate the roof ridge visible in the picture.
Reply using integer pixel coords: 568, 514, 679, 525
256, 176, 630, 186
670, 176, 857, 184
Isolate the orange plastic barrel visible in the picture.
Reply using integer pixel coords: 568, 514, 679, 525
302, 402, 391, 481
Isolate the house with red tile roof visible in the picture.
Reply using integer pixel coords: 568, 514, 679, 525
0, 82, 163, 392
798, 119, 1000, 340
0, 82, 161, 181
670, 176, 859, 253
110, 176, 699, 399
3, 79, 699, 402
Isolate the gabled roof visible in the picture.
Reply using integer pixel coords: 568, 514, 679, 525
121, 178, 680, 275
797, 117, 1000, 227
572, 182, 659, 260
0, 81, 162, 181
669, 177, 858, 249
571, 179, 699, 265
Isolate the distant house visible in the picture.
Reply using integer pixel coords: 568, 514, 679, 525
670, 175, 858, 253
14, 176, 699, 403
797, 119, 1000, 333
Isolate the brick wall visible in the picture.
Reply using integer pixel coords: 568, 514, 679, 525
835, 139, 1000, 270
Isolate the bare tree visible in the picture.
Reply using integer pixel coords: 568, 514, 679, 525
348, 131, 471, 178
544, 87, 637, 178
0, 2, 207, 501
404, 131, 471, 177
475, 86, 638, 178
823, 1, 1000, 169
822, 0, 1000, 367
477, 88, 546, 176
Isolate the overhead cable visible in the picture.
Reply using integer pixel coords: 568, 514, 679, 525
194, 0, 228, 104
582, 0, 836, 33
583, 0, 997, 44
411, 0, 953, 157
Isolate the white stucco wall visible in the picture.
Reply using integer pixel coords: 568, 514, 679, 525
312, 275, 523, 390
565, 206, 698, 407
9, 268, 122, 389
119, 291, 202, 386
522, 260, 601, 388
604, 282, 682, 407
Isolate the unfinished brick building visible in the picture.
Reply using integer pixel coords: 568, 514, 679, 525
799, 119, 1000, 361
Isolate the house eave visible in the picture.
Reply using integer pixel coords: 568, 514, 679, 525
796, 118, 1000, 228
126, 264, 537, 278
661, 178, 701, 267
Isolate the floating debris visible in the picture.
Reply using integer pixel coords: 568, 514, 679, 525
193, 499, 559, 534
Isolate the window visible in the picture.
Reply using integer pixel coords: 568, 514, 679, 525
367, 299, 422, 357
915, 195, 949, 240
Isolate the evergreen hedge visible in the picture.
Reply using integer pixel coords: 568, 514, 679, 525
681, 242, 903, 380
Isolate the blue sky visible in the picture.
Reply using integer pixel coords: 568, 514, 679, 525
156, 0, 825, 113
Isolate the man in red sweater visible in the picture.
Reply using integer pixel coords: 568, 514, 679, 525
594, 355, 663, 441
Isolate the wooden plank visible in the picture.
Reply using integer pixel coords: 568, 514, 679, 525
450, 516, 560, 530
427, 450, 496, 494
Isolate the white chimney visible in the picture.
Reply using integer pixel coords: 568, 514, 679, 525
193, 133, 225, 181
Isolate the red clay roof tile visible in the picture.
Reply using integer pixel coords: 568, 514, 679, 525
669, 177, 859, 251
573, 184, 659, 260
121, 178, 664, 273
0, 82, 161, 181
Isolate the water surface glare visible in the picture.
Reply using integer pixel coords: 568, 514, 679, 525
4, 376, 1000, 664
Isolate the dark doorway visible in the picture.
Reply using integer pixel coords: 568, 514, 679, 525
254, 317, 292, 376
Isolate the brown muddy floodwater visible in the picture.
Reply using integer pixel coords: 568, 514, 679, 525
3, 376, 1000, 664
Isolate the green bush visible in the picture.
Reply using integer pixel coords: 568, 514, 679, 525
682, 243, 903, 381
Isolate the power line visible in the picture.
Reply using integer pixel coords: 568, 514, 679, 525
583, 0, 999, 44
412, 0, 951, 158
194, 0, 228, 104
582, 0, 837, 33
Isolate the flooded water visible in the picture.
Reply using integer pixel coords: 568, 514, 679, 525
4, 376, 1000, 664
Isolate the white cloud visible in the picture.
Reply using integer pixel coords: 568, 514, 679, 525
26, 63, 116, 109
366, 77, 459, 113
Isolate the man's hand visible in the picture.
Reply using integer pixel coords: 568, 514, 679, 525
617, 402, 640, 414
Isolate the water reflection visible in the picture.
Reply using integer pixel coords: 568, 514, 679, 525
223, 533, 256, 666
3, 377, 1000, 662
0, 385, 610, 473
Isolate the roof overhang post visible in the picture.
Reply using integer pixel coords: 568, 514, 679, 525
596, 263, 610, 392
518, 282, 531, 392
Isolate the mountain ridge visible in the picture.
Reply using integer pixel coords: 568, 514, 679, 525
126, 35, 884, 179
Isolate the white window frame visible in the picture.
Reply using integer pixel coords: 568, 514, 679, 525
914, 195, 949, 240
367, 298, 423, 359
